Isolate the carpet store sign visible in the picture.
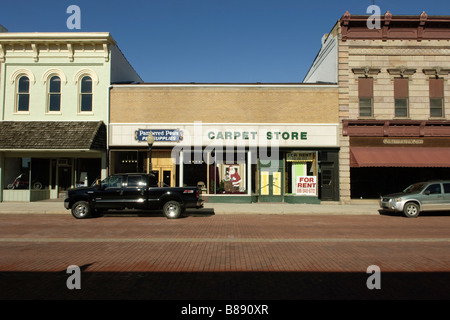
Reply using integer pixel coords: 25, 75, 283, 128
112, 123, 338, 147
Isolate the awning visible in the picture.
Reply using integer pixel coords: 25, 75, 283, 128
0, 121, 106, 151
350, 147, 450, 168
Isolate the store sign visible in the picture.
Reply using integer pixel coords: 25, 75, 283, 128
111, 123, 338, 148
296, 176, 317, 196
135, 129, 183, 142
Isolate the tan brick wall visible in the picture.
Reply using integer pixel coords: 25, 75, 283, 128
346, 39, 450, 120
110, 85, 338, 124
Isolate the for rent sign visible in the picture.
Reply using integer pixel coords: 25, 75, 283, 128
296, 176, 317, 196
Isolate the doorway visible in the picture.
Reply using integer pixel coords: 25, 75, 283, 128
58, 165, 72, 193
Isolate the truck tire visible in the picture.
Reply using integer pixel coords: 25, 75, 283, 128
163, 200, 182, 219
71, 201, 92, 219
403, 202, 420, 218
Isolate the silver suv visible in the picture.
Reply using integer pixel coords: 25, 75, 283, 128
380, 180, 450, 218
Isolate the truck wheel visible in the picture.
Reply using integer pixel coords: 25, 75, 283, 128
71, 201, 92, 219
163, 200, 182, 219
403, 202, 420, 218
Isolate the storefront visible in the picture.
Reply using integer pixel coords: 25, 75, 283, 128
345, 120, 450, 198
0, 121, 107, 202
109, 122, 340, 203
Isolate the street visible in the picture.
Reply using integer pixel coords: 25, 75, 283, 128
0, 210, 449, 303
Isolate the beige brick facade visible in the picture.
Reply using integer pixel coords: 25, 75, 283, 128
335, 13, 450, 202
110, 85, 338, 124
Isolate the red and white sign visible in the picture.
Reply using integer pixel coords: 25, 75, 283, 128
296, 176, 317, 195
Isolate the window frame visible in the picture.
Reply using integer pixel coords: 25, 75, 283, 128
47, 75, 62, 113
15, 75, 30, 113
79, 75, 93, 113
429, 78, 445, 118
358, 77, 374, 118
394, 78, 409, 118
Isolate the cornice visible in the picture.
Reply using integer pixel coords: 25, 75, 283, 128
0, 32, 114, 62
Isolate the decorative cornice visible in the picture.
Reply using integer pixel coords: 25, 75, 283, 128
423, 67, 450, 77
340, 11, 450, 42
351, 67, 381, 77
0, 32, 115, 63
387, 67, 417, 78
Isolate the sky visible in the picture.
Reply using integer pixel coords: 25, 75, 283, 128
1, 0, 449, 83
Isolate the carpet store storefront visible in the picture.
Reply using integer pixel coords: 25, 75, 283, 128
110, 123, 340, 203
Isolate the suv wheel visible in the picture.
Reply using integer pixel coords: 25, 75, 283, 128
403, 202, 420, 218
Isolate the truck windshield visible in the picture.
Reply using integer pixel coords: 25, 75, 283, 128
403, 182, 426, 193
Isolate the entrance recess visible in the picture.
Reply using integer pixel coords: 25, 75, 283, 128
259, 159, 283, 202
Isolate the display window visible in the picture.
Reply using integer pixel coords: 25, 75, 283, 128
285, 152, 318, 196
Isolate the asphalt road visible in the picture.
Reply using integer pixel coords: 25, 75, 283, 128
0, 211, 449, 306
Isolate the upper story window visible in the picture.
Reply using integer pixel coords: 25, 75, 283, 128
80, 76, 93, 112
429, 78, 444, 118
48, 76, 61, 112
16, 76, 30, 112
394, 78, 409, 118
358, 77, 373, 117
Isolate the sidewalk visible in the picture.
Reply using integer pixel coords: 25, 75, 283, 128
0, 199, 381, 215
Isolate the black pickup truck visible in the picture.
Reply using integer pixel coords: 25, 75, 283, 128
64, 173, 203, 219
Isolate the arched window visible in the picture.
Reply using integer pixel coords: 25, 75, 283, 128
16, 76, 30, 112
48, 76, 61, 112
80, 76, 93, 112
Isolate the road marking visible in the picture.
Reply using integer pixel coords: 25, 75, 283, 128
0, 238, 449, 243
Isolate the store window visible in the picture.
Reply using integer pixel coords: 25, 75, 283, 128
177, 150, 249, 194
4, 158, 49, 190
208, 151, 247, 194
285, 152, 318, 196
16, 76, 30, 112
110, 150, 148, 174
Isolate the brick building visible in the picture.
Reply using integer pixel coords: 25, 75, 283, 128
109, 83, 340, 203
305, 11, 450, 201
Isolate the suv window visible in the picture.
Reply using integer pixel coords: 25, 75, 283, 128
443, 183, 450, 194
127, 175, 146, 187
424, 183, 442, 194
102, 176, 123, 188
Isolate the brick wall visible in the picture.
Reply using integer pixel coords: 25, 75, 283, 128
110, 85, 338, 124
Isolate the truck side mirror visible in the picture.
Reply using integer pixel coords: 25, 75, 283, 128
424, 190, 431, 195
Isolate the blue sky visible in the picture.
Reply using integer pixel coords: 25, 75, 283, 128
1, 0, 449, 83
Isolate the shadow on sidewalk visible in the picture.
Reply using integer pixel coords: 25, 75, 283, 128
1, 270, 448, 300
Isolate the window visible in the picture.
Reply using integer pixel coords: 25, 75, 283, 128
358, 78, 373, 117
394, 78, 409, 117
80, 76, 93, 112
48, 76, 61, 112
101, 175, 123, 189
127, 175, 146, 188
16, 76, 30, 112
429, 78, 444, 118
424, 183, 441, 195
443, 183, 450, 194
